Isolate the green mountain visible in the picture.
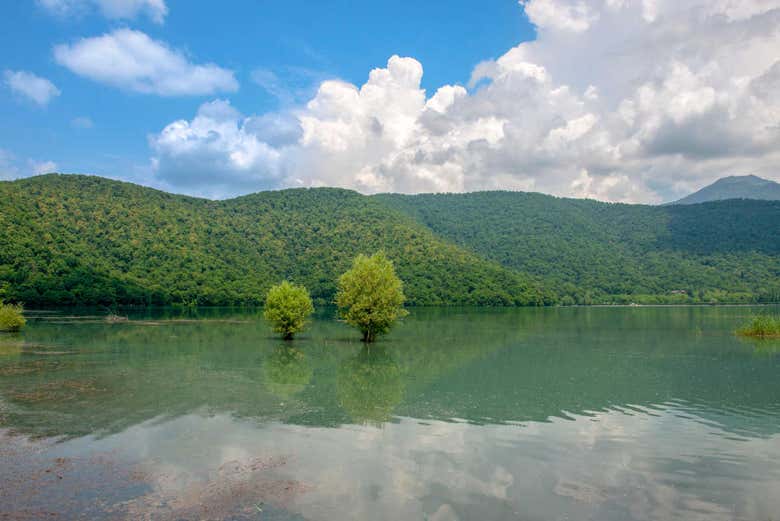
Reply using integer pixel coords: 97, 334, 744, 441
672, 175, 780, 205
0, 174, 545, 307
375, 191, 780, 304
1, 174, 778, 307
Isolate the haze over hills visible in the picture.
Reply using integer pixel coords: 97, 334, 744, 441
671, 175, 780, 205
1, 174, 779, 307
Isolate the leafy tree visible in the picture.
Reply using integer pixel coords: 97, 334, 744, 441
0, 301, 25, 332
336, 251, 408, 342
263, 281, 314, 340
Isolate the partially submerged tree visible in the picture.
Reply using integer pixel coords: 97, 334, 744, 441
0, 301, 25, 332
263, 281, 314, 340
336, 251, 408, 342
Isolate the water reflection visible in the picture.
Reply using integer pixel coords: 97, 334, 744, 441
265, 345, 313, 399
337, 345, 404, 425
0, 306, 779, 520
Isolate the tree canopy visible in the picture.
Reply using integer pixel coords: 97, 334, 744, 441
263, 281, 314, 339
0, 301, 25, 332
336, 252, 408, 342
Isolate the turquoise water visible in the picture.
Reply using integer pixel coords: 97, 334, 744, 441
1, 306, 779, 520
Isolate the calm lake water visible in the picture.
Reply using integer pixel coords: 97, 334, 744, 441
1, 306, 779, 520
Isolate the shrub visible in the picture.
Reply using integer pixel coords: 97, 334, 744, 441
263, 281, 314, 340
736, 315, 780, 338
0, 301, 26, 332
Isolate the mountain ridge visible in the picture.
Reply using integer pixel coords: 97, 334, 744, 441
2, 173, 779, 306
671, 175, 780, 205
0, 174, 547, 307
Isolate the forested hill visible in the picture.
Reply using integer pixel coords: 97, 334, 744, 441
375, 191, 780, 305
0, 174, 546, 307
1, 174, 778, 307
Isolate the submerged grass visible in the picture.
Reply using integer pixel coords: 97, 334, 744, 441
736, 315, 780, 339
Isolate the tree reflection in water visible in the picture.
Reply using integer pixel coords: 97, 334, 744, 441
264, 344, 313, 399
337, 345, 404, 425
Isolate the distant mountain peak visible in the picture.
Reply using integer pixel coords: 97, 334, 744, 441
671, 175, 780, 205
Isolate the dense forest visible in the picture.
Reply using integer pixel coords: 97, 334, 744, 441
0, 175, 545, 306
1, 174, 778, 307
376, 192, 780, 305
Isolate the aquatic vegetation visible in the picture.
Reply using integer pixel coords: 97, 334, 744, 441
0, 301, 25, 332
263, 281, 314, 340
736, 315, 780, 338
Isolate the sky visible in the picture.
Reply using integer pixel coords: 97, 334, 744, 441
1, 0, 779, 203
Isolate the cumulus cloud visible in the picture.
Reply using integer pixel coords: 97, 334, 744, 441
3, 70, 61, 106
150, 99, 288, 197
521, 0, 599, 32
151, 0, 780, 202
38, 0, 167, 23
54, 29, 237, 96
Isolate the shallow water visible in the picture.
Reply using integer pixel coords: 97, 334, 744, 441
1, 306, 779, 520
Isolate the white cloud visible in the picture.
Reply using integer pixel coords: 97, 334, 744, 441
30, 160, 58, 175
150, 99, 287, 198
150, 0, 780, 202
0, 151, 58, 180
521, 0, 599, 33
38, 0, 167, 23
3, 70, 61, 106
54, 29, 237, 96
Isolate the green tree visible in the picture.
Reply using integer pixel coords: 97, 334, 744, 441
336, 251, 408, 342
263, 281, 314, 340
0, 301, 25, 332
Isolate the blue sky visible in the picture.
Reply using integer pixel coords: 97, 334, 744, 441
2, 1, 779, 203
1, 0, 533, 183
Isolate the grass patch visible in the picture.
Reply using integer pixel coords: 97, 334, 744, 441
736, 315, 780, 339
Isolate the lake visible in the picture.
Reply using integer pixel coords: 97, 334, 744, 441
1, 306, 779, 520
